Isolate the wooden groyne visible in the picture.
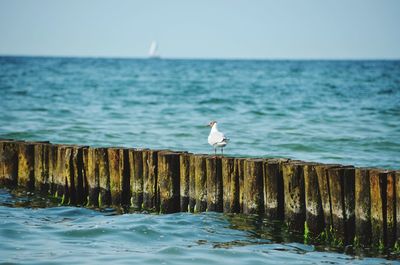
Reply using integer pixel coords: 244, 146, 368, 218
0, 139, 399, 250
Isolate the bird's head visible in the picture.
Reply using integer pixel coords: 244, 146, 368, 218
207, 120, 217, 127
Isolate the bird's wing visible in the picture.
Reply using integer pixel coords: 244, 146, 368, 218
209, 131, 227, 145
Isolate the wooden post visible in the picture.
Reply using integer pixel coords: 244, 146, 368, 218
108, 148, 123, 206
34, 142, 50, 193
96, 147, 111, 207
369, 169, 386, 247
206, 156, 223, 212
142, 149, 158, 211
386, 171, 396, 248
158, 152, 180, 214
304, 162, 324, 239
121, 149, 131, 207
52, 144, 65, 197
72, 146, 86, 205
282, 161, 305, 231
107, 148, 130, 207
55, 145, 73, 203
194, 154, 207, 212
221, 157, 238, 213
315, 164, 340, 230
343, 167, 355, 245
48, 144, 58, 195
355, 168, 372, 246
243, 159, 264, 215
83, 147, 99, 207
264, 159, 285, 219
180, 153, 190, 212
234, 158, 246, 213
129, 149, 143, 210
327, 166, 355, 245
17, 142, 35, 190
65, 146, 78, 205
188, 154, 196, 212
0, 140, 18, 187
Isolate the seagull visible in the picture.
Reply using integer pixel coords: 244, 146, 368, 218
207, 120, 229, 156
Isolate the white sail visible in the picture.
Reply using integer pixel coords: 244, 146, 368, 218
148, 41, 159, 58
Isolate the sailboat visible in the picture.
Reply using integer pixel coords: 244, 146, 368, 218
148, 41, 161, 59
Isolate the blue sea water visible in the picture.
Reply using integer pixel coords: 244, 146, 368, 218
0, 57, 399, 168
0, 189, 398, 265
1, 57, 400, 264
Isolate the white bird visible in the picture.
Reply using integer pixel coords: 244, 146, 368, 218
207, 120, 229, 156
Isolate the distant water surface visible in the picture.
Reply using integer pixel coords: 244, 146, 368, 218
1, 57, 399, 168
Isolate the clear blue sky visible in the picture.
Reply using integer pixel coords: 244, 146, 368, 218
0, 0, 399, 59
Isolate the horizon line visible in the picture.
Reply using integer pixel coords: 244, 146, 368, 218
1, 53, 399, 61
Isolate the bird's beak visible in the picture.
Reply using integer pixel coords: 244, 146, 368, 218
205, 124, 210, 127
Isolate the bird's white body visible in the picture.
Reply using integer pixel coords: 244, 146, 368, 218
208, 122, 228, 148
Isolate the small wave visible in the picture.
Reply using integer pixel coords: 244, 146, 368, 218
198, 98, 231, 105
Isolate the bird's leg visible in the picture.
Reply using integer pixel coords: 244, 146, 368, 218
221, 148, 224, 157
214, 148, 217, 157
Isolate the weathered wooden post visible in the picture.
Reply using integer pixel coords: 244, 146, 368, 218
72, 146, 86, 205
188, 154, 196, 212
327, 166, 355, 246
206, 156, 223, 212
129, 148, 144, 210
386, 171, 396, 248
96, 147, 111, 207
355, 168, 372, 246
282, 161, 306, 231
221, 157, 238, 213
82, 147, 99, 207
180, 152, 190, 212
234, 158, 246, 213
55, 145, 73, 203
0, 140, 18, 187
48, 144, 58, 195
34, 142, 50, 193
264, 159, 285, 219
194, 154, 207, 212
304, 162, 324, 239
243, 158, 264, 215
158, 152, 180, 214
369, 169, 387, 248
108, 148, 127, 206
142, 149, 160, 211
17, 142, 35, 190
314, 164, 340, 231
66, 146, 79, 205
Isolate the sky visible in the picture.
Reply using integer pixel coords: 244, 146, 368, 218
0, 0, 399, 59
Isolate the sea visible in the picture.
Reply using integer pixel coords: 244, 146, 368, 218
0, 56, 399, 264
